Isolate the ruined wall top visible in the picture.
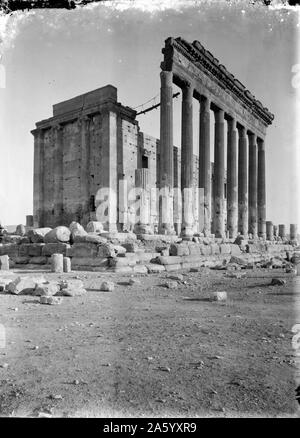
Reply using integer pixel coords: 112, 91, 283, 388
161, 37, 274, 128
33, 84, 137, 132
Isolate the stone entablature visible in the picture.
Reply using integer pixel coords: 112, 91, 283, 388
161, 37, 274, 136
159, 36, 274, 239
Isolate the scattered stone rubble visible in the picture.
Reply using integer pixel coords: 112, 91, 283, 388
0, 222, 299, 278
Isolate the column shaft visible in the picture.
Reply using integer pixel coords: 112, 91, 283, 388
181, 83, 194, 237
257, 138, 266, 238
79, 116, 91, 225
199, 96, 211, 236
33, 129, 44, 227
213, 108, 225, 238
53, 124, 63, 226
226, 118, 238, 238
248, 132, 257, 238
159, 70, 174, 234
238, 125, 248, 236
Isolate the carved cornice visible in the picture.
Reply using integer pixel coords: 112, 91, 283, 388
162, 37, 274, 126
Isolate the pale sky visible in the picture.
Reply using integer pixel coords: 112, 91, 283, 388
0, 0, 299, 228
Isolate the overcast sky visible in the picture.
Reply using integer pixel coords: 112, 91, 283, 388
0, 0, 299, 228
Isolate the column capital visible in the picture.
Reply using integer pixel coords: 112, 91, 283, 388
200, 95, 211, 112
214, 107, 224, 123
248, 132, 257, 143
228, 117, 237, 130
238, 124, 246, 136
160, 70, 173, 87
257, 137, 265, 150
182, 80, 194, 98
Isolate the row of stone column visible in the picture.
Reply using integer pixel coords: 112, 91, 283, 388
266, 222, 298, 241
159, 70, 266, 238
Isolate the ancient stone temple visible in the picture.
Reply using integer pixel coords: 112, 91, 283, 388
158, 37, 274, 238
32, 37, 274, 238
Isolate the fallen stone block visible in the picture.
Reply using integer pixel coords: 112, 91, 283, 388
170, 243, 189, 256
71, 257, 109, 268
146, 264, 166, 273
128, 278, 141, 286
98, 243, 117, 258
271, 278, 286, 286
122, 242, 139, 253
7, 276, 46, 295
135, 252, 160, 262
69, 222, 87, 241
167, 274, 183, 281
0, 255, 9, 271
51, 253, 64, 273
67, 242, 98, 258
44, 226, 71, 244
59, 280, 86, 296
42, 243, 70, 257
110, 266, 133, 273
35, 281, 60, 297
229, 255, 251, 266
112, 245, 127, 255
28, 228, 52, 243
157, 256, 182, 266
132, 265, 148, 274
210, 291, 227, 301
86, 221, 104, 234
29, 256, 48, 265
0, 277, 16, 292
164, 264, 182, 272
73, 234, 108, 244
181, 261, 203, 270
164, 280, 178, 289
13, 256, 30, 264
40, 296, 63, 305
100, 281, 114, 292
109, 257, 137, 267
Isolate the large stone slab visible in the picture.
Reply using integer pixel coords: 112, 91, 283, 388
44, 226, 71, 243
19, 243, 44, 257
71, 257, 109, 268
42, 243, 70, 256
28, 228, 52, 243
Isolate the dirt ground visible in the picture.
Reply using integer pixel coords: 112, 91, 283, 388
0, 266, 299, 418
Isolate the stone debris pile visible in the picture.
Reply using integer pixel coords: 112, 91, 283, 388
0, 221, 298, 275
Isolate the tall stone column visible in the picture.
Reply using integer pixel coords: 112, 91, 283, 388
257, 138, 266, 238
134, 168, 151, 234
181, 82, 194, 237
53, 124, 63, 226
226, 118, 238, 238
213, 108, 225, 238
266, 221, 273, 240
32, 129, 45, 227
290, 224, 298, 241
199, 95, 211, 236
248, 132, 257, 238
278, 224, 286, 239
238, 125, 248, 237
159, 70, 174, 234
79, 116, 91, 225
